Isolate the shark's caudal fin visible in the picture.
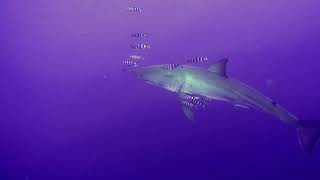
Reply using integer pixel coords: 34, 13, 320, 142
297, 120, 320, 155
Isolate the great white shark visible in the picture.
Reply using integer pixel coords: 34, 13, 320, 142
131, 58, 320, 155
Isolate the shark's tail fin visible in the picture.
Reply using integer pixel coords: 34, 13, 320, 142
297, 120, 320, 155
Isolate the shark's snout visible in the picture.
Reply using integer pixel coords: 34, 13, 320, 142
132, 67, 155, 85
132, 65, 174, 87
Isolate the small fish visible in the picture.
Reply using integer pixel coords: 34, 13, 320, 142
131, 44, 151, 49
182, 99, 208, 109
165, 64, 180, 70
128, 7, 143, 12
182, 101, 195, 108
129, 55, 144, 60
187, 57, 208, 63
195, 99, 209, 108
131, 33, 149, 38
123, 60, 138, 67
183, 94, 199, 101
182, 94, 210, 109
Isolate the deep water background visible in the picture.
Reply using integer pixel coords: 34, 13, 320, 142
1, 0, 320, 179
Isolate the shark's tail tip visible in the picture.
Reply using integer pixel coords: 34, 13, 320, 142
297, 120, 320, 155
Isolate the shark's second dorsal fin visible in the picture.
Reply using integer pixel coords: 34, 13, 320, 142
208, 58, 229, 78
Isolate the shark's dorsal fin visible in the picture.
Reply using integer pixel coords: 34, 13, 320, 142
208, 58, 229, 78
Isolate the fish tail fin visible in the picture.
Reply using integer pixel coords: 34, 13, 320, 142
297, 120, 320, 155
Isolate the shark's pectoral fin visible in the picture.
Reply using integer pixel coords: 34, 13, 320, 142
178, 85, 210, 120
178, 84, 196, 120
181, 105, 195, 121
208, 58, 229, 78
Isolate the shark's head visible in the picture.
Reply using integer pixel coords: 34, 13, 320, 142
133, 64, 183, 91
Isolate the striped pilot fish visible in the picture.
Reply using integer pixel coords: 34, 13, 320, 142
181, 93, 211, 109
165, 64, 181, 70
129, 55, 144, 61
187, 57, 209, 63
131, 33, 149, 38
127, 7, 143, 12
123, 60, 138, 68
131, 44, 151, 50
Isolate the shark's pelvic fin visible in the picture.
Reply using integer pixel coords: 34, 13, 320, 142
208, 58, 229, 78
234, 103, 249, 109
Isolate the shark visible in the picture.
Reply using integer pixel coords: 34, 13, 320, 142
131, 58, 320, 155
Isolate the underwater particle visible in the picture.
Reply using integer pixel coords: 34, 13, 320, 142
187, 57, 208, 63
129, 55, 144, 60
79, 31, 89, 36
128, 7, 143, 12
266, 79, 274, 87
103, 74, 109, 79
131, 43, 151, 50
131, 32, 149, 38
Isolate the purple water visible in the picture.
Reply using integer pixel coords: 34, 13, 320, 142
1, 0, 320, 179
